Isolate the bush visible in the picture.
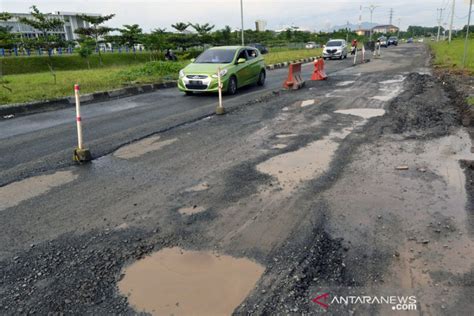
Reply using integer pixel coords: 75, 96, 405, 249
115, 61, 189, 84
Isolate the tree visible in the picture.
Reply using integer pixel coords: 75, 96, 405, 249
77, 36, 95, 69
0, 12, 15, 49
171, 22, 189, 33
75, 14, 115, 66
119, 24, 143, 55
142, 29, 167, 61
18, 6, 65, 83
191, 23, 215, 36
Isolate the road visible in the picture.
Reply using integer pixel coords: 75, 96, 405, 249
0, 58, 350, 187
0, 44, 473, 315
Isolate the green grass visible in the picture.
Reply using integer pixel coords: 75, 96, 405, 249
0, 61, 188, 105
429, 39, 474, 72
1, 51, 201, 75
468, 96, 474, 106
0, 49, 322, 105
264, 49, 322, 65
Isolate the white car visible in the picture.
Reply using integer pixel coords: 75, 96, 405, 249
323, 39, 348, 60
305, 42, 317, 49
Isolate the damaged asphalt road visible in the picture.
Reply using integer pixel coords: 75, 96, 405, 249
1, 44, 473, 315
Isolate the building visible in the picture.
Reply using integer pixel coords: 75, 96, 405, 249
372, 24, 399, 34
355, 29, 371, 37
255, 20, 267, 32
0, 11, 101, 41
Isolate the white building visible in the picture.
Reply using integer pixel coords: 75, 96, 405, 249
255, 20, 267, 32
0, 11, 101, 41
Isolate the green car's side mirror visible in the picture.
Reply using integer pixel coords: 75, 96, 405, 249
190, 58, 196, 62
237, 58, 246, 64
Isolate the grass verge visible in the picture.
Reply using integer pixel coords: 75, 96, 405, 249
429, 39, 474, 72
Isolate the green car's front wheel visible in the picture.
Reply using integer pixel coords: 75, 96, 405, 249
227, 76, 238, 95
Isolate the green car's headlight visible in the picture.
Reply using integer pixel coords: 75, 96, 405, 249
211, 69, 228, 78
179, 70, 185, 78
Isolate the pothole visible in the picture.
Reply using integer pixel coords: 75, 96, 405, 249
114, 136, 177, 159
336, 81, 355, 86
0, 171, 78, 211
301, 100, 315, 107
118, 247, 265, 315
258, 129, 351, 194
185, 182, 210, 192
276, 134, 297, 139
335, 108, 386, 119
178, 205, 206, 215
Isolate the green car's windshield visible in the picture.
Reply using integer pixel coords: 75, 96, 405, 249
195, 49, 237, 64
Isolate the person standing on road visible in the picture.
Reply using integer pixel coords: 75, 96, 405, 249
351, 39, 358, 55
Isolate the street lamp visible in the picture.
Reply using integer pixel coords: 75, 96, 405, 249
365, 4, 379, 41
240, 0, 245, 45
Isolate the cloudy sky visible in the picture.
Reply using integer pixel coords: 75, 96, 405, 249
3, 0, 473, 32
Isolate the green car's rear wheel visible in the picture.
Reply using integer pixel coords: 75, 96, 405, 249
257, 70, 266, 86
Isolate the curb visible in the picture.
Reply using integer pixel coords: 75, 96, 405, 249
0, 81, 177, 118
265, 57, 318, 71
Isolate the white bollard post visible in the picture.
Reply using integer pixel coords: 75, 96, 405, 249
353, 46, 358, 66
362, 45, 366, 63
74, 84, 83, 150
216, 67, 225, 115
73, 84, 92, 163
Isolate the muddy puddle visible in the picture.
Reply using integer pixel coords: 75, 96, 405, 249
114, 136, 177, 159
0, 171, 77, 211
258, 132, 346, 193
259, 109, 387, 193
118, 247, 265, 315
178, 205, 206, 215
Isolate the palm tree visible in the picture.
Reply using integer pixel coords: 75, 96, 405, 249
171, 22, 189, 33
191, 23, 215, 36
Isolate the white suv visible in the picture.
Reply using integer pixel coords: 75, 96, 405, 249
323, 39, 348, 60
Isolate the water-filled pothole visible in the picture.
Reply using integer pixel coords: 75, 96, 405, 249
118, 247, 265, 315
0, 171, 77, 211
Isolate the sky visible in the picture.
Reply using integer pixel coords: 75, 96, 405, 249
2, 0, 473, 32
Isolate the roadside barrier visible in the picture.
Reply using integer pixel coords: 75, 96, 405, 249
216, 67, 225, 115
311, 58, 327, 81
283, 62, 305, 90
374, 42, 382, 59
73, 84, 92, 163
353, 45, 371, 66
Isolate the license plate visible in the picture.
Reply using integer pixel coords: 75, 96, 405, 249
189, 80, 203, 85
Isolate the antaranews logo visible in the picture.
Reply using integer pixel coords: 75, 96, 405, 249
312, 293, 417, 311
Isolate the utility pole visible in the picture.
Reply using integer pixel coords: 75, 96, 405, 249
240, 0, 245, 45
389, 8, 394, 25
359, 5, 362, 31
397, 18, 401, 38
346, 21, 350, 42
437, 8, 445, 42
449, 0, 456, 43
463, 0, 473, 69
365, 5, 378, 41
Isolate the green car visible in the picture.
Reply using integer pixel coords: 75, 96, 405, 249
178, 46, 266, 95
